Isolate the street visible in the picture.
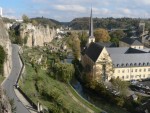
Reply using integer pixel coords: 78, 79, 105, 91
2, 44, 30, 113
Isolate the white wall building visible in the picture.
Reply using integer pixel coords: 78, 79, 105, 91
0, 7, 2, 17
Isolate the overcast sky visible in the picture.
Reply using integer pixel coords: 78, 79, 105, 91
1, 0, 150, 22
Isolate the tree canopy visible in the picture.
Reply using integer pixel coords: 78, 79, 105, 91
22, 14, 30, 23
94, 28, 111, 42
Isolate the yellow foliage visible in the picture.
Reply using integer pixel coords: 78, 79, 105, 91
94, 28, 111, 42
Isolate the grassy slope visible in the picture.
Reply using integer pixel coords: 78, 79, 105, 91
20, 64, 91, 113
0, 76, 5, 84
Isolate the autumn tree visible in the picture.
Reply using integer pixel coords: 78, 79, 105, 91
94, 28, 111, 42
22, 14, 30, 23
67, 32, 81, 60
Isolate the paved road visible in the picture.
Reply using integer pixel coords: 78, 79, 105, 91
2, 44, 30, 113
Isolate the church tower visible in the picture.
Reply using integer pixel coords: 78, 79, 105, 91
87, 8, 95, 46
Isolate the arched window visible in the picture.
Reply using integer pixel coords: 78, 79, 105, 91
134, 63, 137, 66
117, 64, 120, 67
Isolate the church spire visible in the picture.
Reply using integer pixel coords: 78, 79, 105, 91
87, 7, 95, 46
89, 8, 93, 37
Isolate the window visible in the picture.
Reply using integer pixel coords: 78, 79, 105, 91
139, 69, 141, 72
135, 69, 137, 72
143, 75, 145, 78
126, 75, 129, 79
122, 70, 125, 73
131, 75, 134, 78
144, 69, 146, 72
131, 69, 133, 72
148, 68, 150, 72
118, 70, 120, 73
122, 76, 124, 79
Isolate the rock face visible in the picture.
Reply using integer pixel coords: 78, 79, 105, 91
0, 18, 12, 77
20, 23, 56, 47
0, 87, 12, 113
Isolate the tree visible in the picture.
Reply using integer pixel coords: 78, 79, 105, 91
110, 78, 129, 97
78, 31, 88, 48
67, 32, 81, 60
22, 14, 30, 23
94, 28, 111, 42
31, 20, 38, 26
110, 30, 126, 45
53, 62, 75, 83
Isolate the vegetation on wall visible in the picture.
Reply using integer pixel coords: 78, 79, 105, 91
0, 45, 6, 75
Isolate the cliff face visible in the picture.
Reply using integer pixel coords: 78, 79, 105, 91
0, 88, 12, 113
20, 23, 56, 47
0, 18, 12, 77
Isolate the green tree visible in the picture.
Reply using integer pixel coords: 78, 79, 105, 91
22, 14, 30, 23
67, 33, 81, 60
110, 78, 129, 97
94, 28, 111, 42
53, 62, 75, 83
110, 30, 125, 45
78, 31, 88, 48
31, 20, 38, 26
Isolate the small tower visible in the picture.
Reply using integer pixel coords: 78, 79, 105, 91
87, 8, 95, 46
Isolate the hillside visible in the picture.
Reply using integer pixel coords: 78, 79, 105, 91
68, 17, 144, 30
31, 17, 61, 28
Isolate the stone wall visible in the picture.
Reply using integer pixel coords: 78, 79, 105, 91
20, 23, 56, 47
0, 87, 12, 113
0, 18, 12, 77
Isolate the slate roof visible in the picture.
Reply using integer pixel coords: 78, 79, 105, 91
85, 42, 103, 62
125, 48, 147, 54
96, 42, 116, 47
84, 42, 150, 67
106, 47, 129, 54
110, 53, 150, 67
120, 37, 143, 46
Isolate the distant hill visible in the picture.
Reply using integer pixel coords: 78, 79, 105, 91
31, 17, 62, 28
68, 17, 143, 30
2, 17, 16, 23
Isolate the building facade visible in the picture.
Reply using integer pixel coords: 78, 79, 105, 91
81, 9, 150, 82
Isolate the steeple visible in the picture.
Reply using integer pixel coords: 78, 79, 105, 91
89, 8, 93, 37
87, 7, 95, 46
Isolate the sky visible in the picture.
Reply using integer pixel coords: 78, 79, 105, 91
1, 0, 150, 22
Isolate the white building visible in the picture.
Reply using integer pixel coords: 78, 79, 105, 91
0, 7, 2, 17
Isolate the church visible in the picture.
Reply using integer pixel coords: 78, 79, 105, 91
81, 9, 150, 82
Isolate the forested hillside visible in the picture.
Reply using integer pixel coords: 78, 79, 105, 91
67, 17, 150, 30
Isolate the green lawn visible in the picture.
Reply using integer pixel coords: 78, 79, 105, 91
19, 64, 92, 113
0, 75, 5, 84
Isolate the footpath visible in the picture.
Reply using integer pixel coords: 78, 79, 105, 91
14, 89, 37, 113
